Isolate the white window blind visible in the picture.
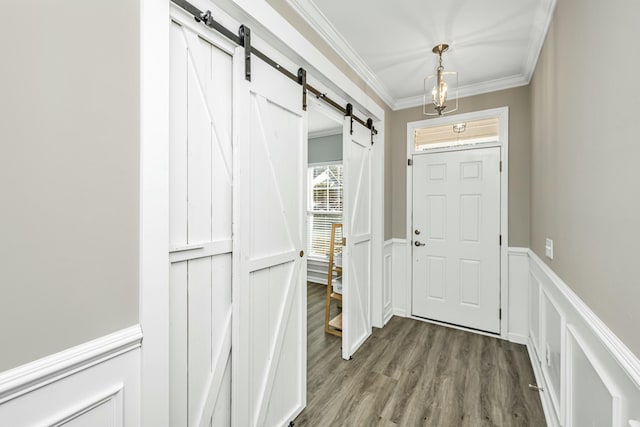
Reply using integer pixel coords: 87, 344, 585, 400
308, 164, 342, 259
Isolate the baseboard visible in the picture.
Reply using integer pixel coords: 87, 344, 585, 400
393, 308, 409, 318
0, 325, 142, 426
507, 332, 529, 345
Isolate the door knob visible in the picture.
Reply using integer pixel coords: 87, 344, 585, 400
414, 230, 421, 235
414, 241, 426, 247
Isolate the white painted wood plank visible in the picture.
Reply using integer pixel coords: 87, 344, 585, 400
169, 239, 232, 263
187, 257, 213, 424
169, 262, 188, 427
209, 46, 233, 244
169, 21, 188, 247
185, 30, 213, 245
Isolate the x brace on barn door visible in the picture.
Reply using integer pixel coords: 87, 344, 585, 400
171, 0, 378, 144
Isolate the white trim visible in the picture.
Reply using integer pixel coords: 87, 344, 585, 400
406, 107, 509, 338
507, 333, 529, 345
539, 287, 566, 423
139, 0, 170, 425
508, 246, 530, 255
0, 325, 142, 404
41, 384, 124, 427
528, 250, 640, 389
565, 325, 623, 427
285, 0, 395, 108
523, 0, 558, 83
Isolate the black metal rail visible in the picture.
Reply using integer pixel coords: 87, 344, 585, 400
171, 0, 378, 140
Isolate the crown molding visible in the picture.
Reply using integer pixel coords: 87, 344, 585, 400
286, 0, 396, 108
523, 0, 558, 83
286, 0, 557, 113
393, 74, 529, 111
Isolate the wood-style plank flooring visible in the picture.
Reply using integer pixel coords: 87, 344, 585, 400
296, 282, 546, 426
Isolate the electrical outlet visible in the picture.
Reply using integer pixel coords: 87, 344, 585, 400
545, 238, 554, 259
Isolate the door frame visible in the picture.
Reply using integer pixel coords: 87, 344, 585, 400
405, 106, 509, 338
139, 1, 386, 425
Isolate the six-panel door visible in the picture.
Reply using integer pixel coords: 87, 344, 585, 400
412, 147, 501, 333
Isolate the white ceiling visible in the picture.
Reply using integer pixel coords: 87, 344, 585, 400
287, 0, 556, 110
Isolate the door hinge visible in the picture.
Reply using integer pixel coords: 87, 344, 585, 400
342, 237, 347, 246
408, 158, 413, 166
499, 309, 502, 320
499, 160, 502, 172
499, 234, 502, 246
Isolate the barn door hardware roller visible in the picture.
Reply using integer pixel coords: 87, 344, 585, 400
172, 0, 379, 132
345, 103, 354, 135
297, 68, 307, 111
239, 25, 251, 81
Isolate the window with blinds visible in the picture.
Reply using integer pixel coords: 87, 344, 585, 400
308, 164, 343, 259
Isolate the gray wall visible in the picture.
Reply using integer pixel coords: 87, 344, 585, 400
0, 0, 140, 371
530, 0, 640, 357
390, 86, 532, 246
309, 134, 342, 164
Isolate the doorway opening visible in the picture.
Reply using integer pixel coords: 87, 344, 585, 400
406, 107, 509, 337
306, 101, 344, 375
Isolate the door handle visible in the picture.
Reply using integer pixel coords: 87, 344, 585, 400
414, 241, 426, 247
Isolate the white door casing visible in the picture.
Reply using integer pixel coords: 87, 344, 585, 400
411, 147, 501, 333
233, 49, 307, 426
342, 117, 373, 360
169, 19, 233, 427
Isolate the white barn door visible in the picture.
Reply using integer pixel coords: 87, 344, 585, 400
169, 20, 233, 427
233, 49, 307, 426
342, 118, 373, 360
412, 147, 501, 333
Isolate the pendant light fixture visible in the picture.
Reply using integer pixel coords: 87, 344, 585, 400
423, 43, 458, 116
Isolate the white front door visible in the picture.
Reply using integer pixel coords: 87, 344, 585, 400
233, 50, 307, 426
342, 118, 373, 359
169, 20, 233, 427
412, 147, 501, 333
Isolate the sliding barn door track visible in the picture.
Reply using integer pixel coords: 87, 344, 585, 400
171, 0, 378, 143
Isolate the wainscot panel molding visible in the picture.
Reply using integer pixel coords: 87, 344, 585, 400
507, 247, 530, 344
0, 325, 142, 426
383, 240, 393, 324
389, 239, 409, 318
527, 250, 640, 427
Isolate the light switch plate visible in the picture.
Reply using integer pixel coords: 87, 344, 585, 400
545, 238, 553, 259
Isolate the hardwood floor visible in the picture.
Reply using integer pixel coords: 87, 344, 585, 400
297, 282, 546, 426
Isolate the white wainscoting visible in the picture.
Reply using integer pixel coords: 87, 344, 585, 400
383, 240, 393, 325
389, 239, 409, 318
0, 326, 142, 426
525, 250, 640, 427
507, 247, 530, 343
